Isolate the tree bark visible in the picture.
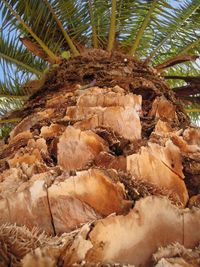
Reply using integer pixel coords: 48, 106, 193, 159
0, 50, 199, 267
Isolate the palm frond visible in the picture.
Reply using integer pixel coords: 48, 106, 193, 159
118, 1, 173, 53
42, 0, 79, 55
186, 107, 200, 126
148, 0, 200, 61
0, 80, 28, 100
19, 37, 55, 63
155, 55, 199, 70
0, 98, 23, 117
187, 108, 200, 113
88, 0, 98, 48
117, 0, 151, 49
1, 0, 64, 55
162, 59, 200, 88
0, 117, 21, 123
90, 0, 111, 48
179, 37, 200, 55
0, 80, 25, 137
129, 0, 157, 55
107, 0, 117, 52
0, 123, 15, 139
1, 0, 59, 62
46, 0, 91, 48
0, 34, 44, 76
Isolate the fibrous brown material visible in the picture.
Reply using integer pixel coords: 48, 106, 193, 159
7, 196, 198, 267
9, 109, 55, 139
188, 194, 200, 208
63, 197, 200, 267
149, 96, 177, 121
151, 122, 200, 154
94, 152, 126, 170
72, 263, 135, 267
183, 128, 200, 145
40, 123, 66, 139
155, 258, 196, 266
0, 167, 131, 235
73, 106, 141, 141
127, 142, 188, 206
184, 154, 200, 198
64, 86, 142, 141
153, 242, 200, 267
7, 138, 50, 168
0, 131, 33, 164
0, 50, 199, 267
8, 148, 43, 168
48, 169, 131, 234
84, 197, 183, 267
118, 173, 178, 204
57, 126, 108, 170
0, 224, 50, 267
0, 180, 54, 235
171, 135, 200, 154
76, 86, 142, 111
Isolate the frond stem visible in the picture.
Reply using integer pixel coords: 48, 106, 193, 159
0, 94, 28, 100
43, 0, 79, 56
186, 109, 200, 113
129, 0, 157, 55
2, 0, 59, 62
155, 55, 198, 70
0, 118, 21, 124
179, 37, 200, 55
107, 0, 117, 52
0, 52, 42, 76
88, 0, 98, 48
156, 38, 200, 68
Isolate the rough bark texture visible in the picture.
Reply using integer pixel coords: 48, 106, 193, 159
0, 50, 199, 267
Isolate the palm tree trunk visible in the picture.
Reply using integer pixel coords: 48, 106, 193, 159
0, 50, 200, 267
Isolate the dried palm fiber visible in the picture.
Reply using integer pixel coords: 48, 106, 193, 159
0, 50, 199, 267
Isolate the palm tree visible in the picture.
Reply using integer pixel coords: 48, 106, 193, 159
0, 0, 200, 266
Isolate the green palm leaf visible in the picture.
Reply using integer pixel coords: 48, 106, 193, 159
148, 0, 200, 61
0, 34, 44, 77
1, 0, 60, 62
